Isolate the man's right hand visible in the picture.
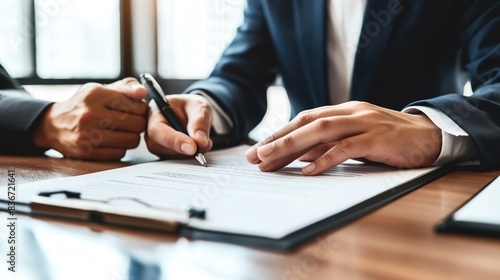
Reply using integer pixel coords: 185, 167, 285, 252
145, 94, 214, 158
33, 78, 149, 160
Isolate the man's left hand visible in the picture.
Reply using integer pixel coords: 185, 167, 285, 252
246, 101, 442, 175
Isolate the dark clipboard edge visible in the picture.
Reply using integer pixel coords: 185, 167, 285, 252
180, 165, 453, 250
0, 166, 452, 251
436, 175, 500, 238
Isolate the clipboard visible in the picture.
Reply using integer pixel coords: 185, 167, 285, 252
180, 165, 451, 249
0, 163, 452, 250
437, 176, 500, 238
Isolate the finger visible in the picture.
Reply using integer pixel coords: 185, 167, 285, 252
81, 84, 149, 116
256, 116, 364, 163
257, 147, 315, 172
144, 133, 187, 158
261, 105, 357, 145
246, 144, 263, 164
145, 129, 209, 157
90, 131, 141, 149
298, 143, 336, 162
147, 101, 198, 156
149, 121, 197, 155
96, 109, 147, 133
107, 77, 148, 100
246, 105, 357, 163
184, 97, 213, 150
302, 134, 373, 176
105, 91, 149, 116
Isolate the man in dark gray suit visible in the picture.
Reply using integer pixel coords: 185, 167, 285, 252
0, 64, 148, 160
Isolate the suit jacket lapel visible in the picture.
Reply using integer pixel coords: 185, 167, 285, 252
292, 0, 329, 107
350, 0, 403, 101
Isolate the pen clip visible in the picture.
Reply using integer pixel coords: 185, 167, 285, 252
140, 73, 170, 105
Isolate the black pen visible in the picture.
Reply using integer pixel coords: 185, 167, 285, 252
140, 73, 208, 167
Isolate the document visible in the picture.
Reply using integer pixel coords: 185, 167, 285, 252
452, 176, 500, 225
437, 176, 500, 237
3, 145, 437, 239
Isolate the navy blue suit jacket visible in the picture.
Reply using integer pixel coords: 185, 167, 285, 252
0, 65, 51, 155
187, 0, 500, 169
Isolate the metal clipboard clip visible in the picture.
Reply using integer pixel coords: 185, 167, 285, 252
30, 190, 206, 232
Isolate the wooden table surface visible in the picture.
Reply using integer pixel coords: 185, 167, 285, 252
0, 154, 499, 280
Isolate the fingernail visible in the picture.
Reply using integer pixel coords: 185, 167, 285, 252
130, 83, 144, 90
257, 142, 275, 157
303, 163, 316, 174
245, 148, 259, 162
180, 143, 196, 155
195, 130, 208, 146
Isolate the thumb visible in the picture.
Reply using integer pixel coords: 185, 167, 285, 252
107, 77, 147, 100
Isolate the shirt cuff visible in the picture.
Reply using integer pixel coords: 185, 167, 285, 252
403, 106, 478, 165
188, 90, 233, 135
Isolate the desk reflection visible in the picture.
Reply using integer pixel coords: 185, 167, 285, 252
0, 213, 278, 280
1, 166, 499, 279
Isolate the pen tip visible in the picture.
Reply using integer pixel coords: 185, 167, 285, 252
195, 153, 208, 167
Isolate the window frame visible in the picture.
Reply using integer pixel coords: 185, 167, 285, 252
13, 0, 222, 93
17, 0, 133, 85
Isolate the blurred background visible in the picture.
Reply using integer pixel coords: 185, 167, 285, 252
0, 0, 245, 85
0, 0, 473, 140
0, 0, 291, 141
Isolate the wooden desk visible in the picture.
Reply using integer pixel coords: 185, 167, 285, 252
1, 155, 499, 280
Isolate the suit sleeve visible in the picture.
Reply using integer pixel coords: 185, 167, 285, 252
184, 0, 279, 146
0, 64, 52, 155
409, 2, 500, 169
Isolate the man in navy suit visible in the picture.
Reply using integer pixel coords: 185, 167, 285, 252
145, 0, 500, 175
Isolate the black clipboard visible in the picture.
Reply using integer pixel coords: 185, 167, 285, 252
437, 176, 500, 238
0, 166, 452, 250
180, 166, 452, 250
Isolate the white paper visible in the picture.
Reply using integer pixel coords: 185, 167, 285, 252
1, 145, 437, 239
453, 176, 500, 224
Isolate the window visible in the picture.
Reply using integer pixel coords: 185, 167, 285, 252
35, 0, 121, 79
157, 0, 245, 79
0, 0, 32, 77
0, 0, 121, 82
0, 0, 245, 84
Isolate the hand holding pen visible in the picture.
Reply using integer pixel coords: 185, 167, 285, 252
140, 73, 213, 166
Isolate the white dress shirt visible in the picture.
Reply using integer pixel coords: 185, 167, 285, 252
327, 0, 476, 165
196, 0, 477, 165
